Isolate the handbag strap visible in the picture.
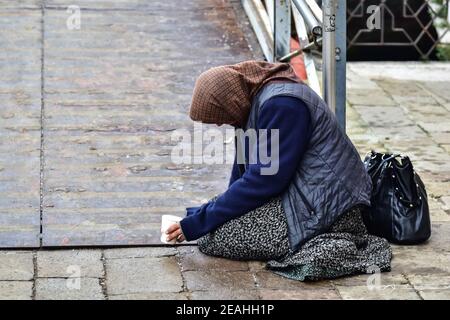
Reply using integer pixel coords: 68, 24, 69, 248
371, 153, 400, 178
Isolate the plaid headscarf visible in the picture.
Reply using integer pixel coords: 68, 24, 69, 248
189, 60, 300, 127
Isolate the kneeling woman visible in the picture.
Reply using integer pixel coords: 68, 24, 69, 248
166, 61, 391, 281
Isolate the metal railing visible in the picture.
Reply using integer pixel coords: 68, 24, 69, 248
242, 0, 347, 130
347, 0, 450, 60
242, 0, 449, 130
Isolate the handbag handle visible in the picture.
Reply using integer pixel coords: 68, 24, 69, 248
369, 152, 400, 179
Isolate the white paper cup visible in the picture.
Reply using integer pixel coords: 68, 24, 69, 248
160, 215, 183, 244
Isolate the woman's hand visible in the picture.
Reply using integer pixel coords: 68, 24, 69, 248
165, 222, 186, 243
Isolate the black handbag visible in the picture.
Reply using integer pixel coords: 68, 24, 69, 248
362, 150, 431, 244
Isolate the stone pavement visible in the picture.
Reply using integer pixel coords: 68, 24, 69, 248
1, 62, 449, 300
1, 0, 450, 300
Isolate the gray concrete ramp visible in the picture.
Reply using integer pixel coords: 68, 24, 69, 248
1, 0, 253, 247
0, 5, 42, 247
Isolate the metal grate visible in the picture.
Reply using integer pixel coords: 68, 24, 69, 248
347, 0, 450, 60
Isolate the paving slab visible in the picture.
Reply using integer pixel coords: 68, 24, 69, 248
259, 289, 341, 300
418, 122, 450, 134
375, 79, 426, 98
104, 247, 177, 259
37, 250, 103, 278
428, 199, 450, 222
105, 256, 183, 295
331, 273, 409, 287
391, 246, 450, 275
347, 89, 398, 106
417, 289, 450, 300
255, 271, 334, 291
421, 81, 450, 102
426, 181, 450, 199
353, 106, 415, 127
392, 223, 450, 254
248, 261, 267, 272
442, 144, 450, 153
191, 290, 260, 300
0, 281, 33, 300
428, 132, 450, 145
368, 126, 429, 144
440, 196, 450, 211
0, 0, 40, 9
406, 274, 450, 296
109, 292, 189, 300
348, 62, 450, 82
0, 252, 34, 280
178, 247, 249, 272
183, 270, 255, 292
336, 284, 421, 300
35, 278, 104, 300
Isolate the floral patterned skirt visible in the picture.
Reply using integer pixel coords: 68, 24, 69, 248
198, 197, 392, 281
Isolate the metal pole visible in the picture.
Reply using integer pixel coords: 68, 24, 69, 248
304, 0, 322, 23
279, 37, 322, 62
290, 1, 322, 96
322, 0, 336, 114
273, 0, 291, 61
291, 0, 322, 37
242, 0, 275, 62
265, 0, 275, 31
335, 0, 346, 131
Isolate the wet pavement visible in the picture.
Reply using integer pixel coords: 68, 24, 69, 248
1, 0, 253, 247
1, 0, 449, 299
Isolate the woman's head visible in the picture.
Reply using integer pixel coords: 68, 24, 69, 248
189, 60, 299, 127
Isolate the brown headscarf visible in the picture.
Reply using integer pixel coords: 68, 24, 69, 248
189, 60, 300, 127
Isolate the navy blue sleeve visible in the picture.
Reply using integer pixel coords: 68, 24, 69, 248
180, 96, 311, 241
228, 152, 241, 187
